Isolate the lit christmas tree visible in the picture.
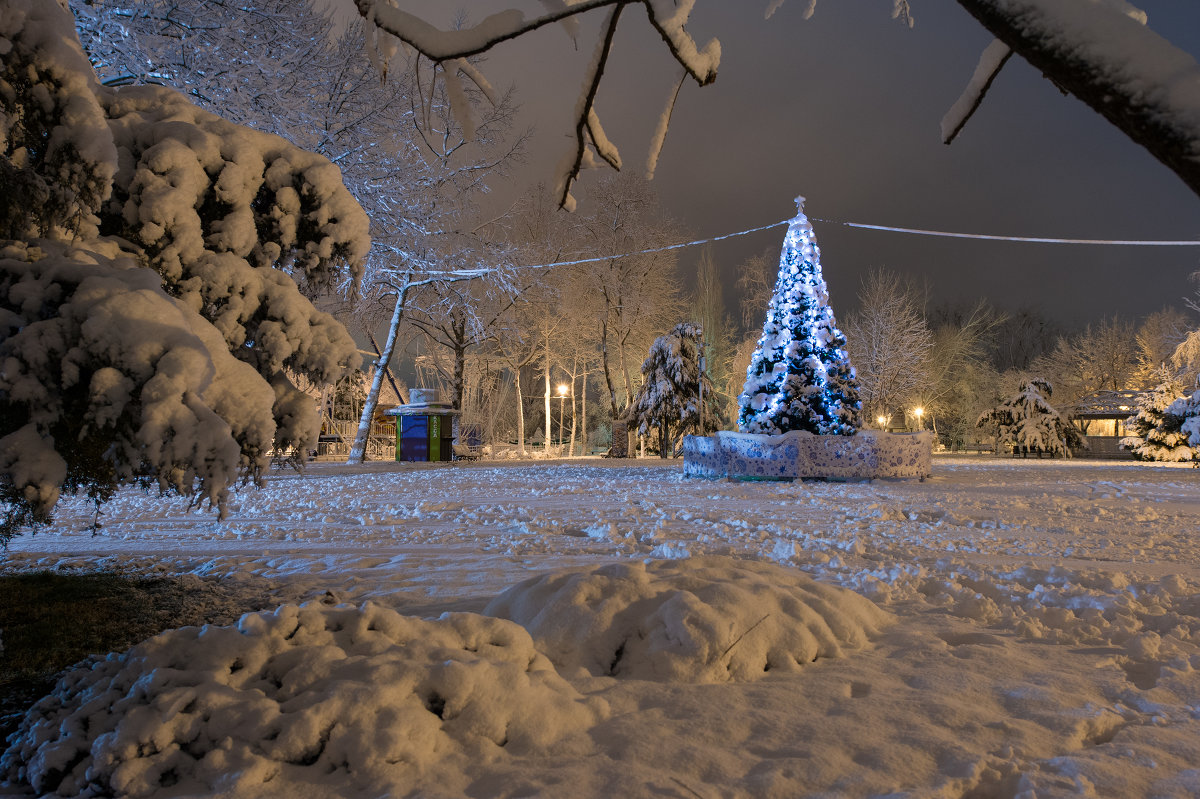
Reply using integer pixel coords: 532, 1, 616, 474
738, 197, 861, 435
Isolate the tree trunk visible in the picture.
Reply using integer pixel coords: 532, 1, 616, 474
601, 318, 620, 422
618, 333, 633, 416
515, 368, 526, 457
368, 332, 407, 404
567, 355, 579, 456
580, 369, 588, 456
348, 284, 408, 464
543, 332, 552, 453
452, 316, 468, 412
954, 0, 1200, 199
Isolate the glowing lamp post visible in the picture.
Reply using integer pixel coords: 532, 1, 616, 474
876, 415, 888, 430
913, 406, 924, 431
556, 383, 569, 447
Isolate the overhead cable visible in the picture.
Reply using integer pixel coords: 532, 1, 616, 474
410, 215, 1200, 276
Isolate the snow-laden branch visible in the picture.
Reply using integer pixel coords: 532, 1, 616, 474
941, 39, 1012, 144
954, 0, 1200, 197
354, 0, 719, 210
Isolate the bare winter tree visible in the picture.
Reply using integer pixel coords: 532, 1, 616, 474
405, 276, 522, 414
736, 247, 779, 331
1030, 316, 1138, 405
574, 174, 684, 423
689, 247, 736, 424
844, 269, 934, 426
1131, 307, 1193, 387
920, 301, 1000, 446
985, 307, 1064, 373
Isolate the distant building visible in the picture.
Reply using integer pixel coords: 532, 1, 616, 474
1066, 390, 1147, 459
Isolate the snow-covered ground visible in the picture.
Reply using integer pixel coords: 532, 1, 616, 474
3, 455, 1200, 798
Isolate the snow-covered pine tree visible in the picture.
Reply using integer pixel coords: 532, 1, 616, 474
1120, 370, 1193, 461
627, 323, 721, 457
976, 378, 1082, 457
0, 0, 368, 543
737, 197, 860, 436
1165, 388, 1200, 458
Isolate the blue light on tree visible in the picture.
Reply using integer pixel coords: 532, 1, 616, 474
737, 196, 861, 435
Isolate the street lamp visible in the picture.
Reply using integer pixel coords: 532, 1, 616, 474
876, 414, 888, 430
556, 383, 569, 448
913, 406, 924, 430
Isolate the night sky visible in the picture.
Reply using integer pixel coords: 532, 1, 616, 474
373, 1, 1200, 328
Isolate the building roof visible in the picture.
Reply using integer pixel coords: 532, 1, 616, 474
1068, 389, 1146, 418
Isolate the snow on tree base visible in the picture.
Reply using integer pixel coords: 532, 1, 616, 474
485, 556, 891, 683
1, 603, 606, 798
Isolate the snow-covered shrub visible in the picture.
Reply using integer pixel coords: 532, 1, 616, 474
0, 0, 116, 241
1121, 371, 1194, 461
738, 197, 860, 436
0, 240, 276, 529
976, 378, 1083, 457
486, 556, 891, 683
626, 322, 721, 457
0, 603, 607, 798
0, 0, 370, 542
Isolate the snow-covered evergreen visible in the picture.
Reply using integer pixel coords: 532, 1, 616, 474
737, 197, 860, 436
977, 378, 1082, 457
0, 0, 369, 542
627, 323, 720, 457
1164, 388, 1200, 454
1121, 371, 1194, 462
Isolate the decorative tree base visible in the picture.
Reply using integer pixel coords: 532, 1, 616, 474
682, 430, 934, 481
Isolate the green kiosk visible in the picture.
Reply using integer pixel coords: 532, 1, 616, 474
385, 390, 460, 462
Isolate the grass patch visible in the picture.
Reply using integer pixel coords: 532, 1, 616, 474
1, 570, 269, 745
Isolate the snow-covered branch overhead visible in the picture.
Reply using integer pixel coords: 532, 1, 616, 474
353, 0, 719, 210
954, 0, 1200, 197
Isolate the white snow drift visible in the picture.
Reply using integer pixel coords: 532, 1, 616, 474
2, 604, 606, 798
486, 556, 890, 682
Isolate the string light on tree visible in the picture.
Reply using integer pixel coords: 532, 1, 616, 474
738, 196, 861, 436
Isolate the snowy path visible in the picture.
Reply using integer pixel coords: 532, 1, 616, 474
3, 456, 1200, 797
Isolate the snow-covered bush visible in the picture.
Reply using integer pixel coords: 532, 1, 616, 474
485, 556, 891, 683
976, 377, 1083, 457
0, 0, 370, 542
738, 197, 860, 436
0, 603, 607, 798
1121, 371, 1194, 461
626, 322, 721, 457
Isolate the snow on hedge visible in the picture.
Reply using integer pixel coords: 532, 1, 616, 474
485, 556, 891, 682
1, 603, 607, 798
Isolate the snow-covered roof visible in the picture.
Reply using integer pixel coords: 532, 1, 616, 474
1069, 389, 1148, 418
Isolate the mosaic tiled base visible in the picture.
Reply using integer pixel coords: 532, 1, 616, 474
682, 430, 933, 481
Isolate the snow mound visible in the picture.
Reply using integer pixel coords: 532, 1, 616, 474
1, 603, 607, 799
485, 556, 891, 683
